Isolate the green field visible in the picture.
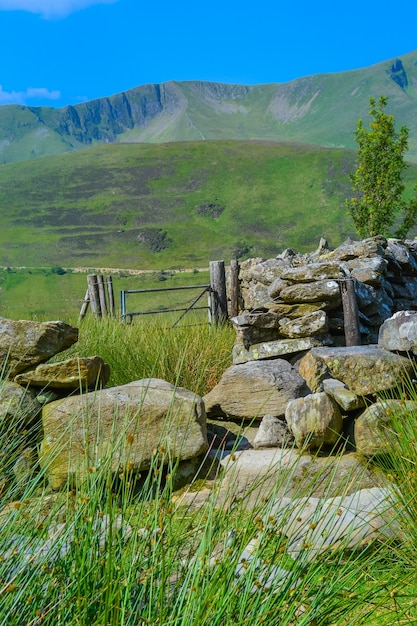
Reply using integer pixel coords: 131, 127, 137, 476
0, 267, 211, 322
2, 139, 417, 320
0, 140, 362, 269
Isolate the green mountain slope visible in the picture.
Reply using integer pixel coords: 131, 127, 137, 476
1, 51, 417, 164
2, 139, 417, 269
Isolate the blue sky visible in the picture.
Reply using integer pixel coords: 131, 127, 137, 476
1, 0, 417, 109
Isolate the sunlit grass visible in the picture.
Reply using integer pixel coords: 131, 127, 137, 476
2, 322, 417, 623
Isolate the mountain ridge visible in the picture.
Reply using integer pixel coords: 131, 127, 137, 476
2, 50, 417, 163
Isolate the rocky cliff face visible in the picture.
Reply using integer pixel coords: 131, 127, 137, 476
2, 49, 417, 163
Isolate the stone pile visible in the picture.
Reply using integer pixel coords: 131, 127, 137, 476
0, 316, 207, 494
205, 310, 417, 456
233, 235, 417, 363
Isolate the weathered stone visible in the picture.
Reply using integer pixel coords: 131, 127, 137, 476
347, 254, 388, 274
268, 486, 401, 560
378, 310, 417, 354
0, 317, 78, 376
248, 258, 289, 284
322, 378, 365, 412
391, 278, 417, 300
325, 236, 387, 262
267, 277, 289, 299
386, 239, 417, 273
253, 414, 294, 448
301, 345, 413, 395
297, 349, 331, 392
279, 261, 344, 283
266, 302, 325, 318
355, 399, 417, 455
233, 334, 333, 364
354, 281, 376, 309
238, 257, 265, 282
285, 392, 343, 450
203, 360, 310, 421
350, 267, 382, 286
40, 378, 207, 489
240, 281, 269, 310
362, 288, 393, 322
14, 356, 110, 390
0, 381, 41, 429
279, 280, 341, 304
219, 449, 384, 508
278, 310, 328, 338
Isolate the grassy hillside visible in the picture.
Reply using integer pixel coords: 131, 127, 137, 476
1, 51, 417, 164
0, 139, 364, 269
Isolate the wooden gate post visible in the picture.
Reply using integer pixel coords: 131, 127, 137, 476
229, 259, 240, 318
106, 276, 115, 317
210, 260, 228, 325
87, 274, 102, 317
97, 274, 108, 317
340, 277, 361, 346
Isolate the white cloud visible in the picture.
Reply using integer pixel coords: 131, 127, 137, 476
0, 0, 118, 19
0, 85, 61, 105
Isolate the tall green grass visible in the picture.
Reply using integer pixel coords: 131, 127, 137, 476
56, 315, 235, 396
1, 320, 417, 624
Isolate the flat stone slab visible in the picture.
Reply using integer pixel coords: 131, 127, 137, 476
298, 345, 414, 395
233, 335, 332, 364
15, 356, 110, 390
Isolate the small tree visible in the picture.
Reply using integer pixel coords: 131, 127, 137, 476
346, 95, 417, 239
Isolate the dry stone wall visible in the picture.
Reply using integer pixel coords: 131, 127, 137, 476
232, 235, 417, 363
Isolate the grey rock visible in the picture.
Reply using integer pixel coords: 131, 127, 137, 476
253, 414, 294, 448
0, 317, 78, 377
279, 261, 344, 283
40, 378, 207, 489
279, 280, 341, 304
268, 486, 401, 560
203, 360, 310, 421
0, 381, 41, 429
14, 355, 110, 390
278, 310, 328, 338
233, 334, 333, 364
285, 392, 343, 450
298, 345, 413, 395
378, 310, 417, 354
355, 399, 417, 455
322, 378, 365, 412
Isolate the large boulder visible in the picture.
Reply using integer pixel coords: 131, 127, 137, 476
297, 345, 414, 396
0, 317, 78, 377
39, 378, 207, 489
203, 360, 310, 421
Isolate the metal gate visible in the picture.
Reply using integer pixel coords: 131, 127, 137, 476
120, 283, 211, 326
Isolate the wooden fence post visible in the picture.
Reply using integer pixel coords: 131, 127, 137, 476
340, 277, 361, 346
106, 276, 115, 317
229, 259, 240, 318
78, 287, 90, 321
97, 274, 108, 316
87, 274, 102, 317
210, 260, 228, 325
